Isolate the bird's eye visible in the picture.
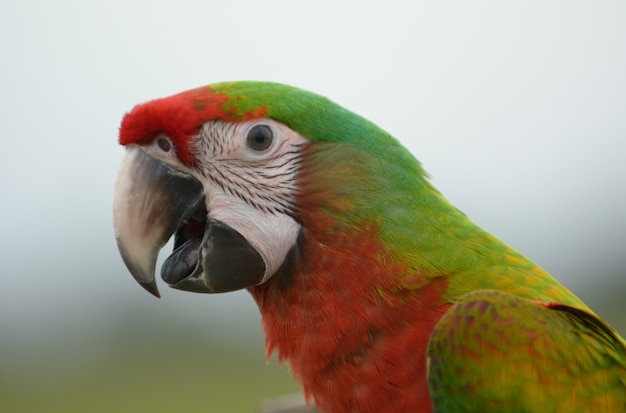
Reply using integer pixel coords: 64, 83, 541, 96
246, 124, 273, 151
157, 137, 172, 152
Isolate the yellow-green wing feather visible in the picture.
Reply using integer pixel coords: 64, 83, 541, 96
427, 289, 626, 413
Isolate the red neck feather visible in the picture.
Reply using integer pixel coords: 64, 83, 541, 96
249, 210, 451, 413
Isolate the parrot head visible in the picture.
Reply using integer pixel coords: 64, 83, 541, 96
113, 81, 424, 297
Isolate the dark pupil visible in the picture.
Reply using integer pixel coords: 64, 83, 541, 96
247, 125, 272, 150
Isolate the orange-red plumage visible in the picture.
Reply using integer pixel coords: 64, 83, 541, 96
250, 201, 451, 413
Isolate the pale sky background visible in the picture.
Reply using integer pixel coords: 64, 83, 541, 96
1, 0, 625, 394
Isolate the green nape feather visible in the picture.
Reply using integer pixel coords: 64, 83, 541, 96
211, 81, 408, 156
427, 289, 626, 412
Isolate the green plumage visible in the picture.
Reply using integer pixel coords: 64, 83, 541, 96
428, 290, 626, 412
213, 82, 626, 411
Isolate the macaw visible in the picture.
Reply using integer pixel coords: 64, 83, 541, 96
113, 81, 626, 413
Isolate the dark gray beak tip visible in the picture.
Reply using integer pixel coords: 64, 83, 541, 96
139, 280, 161, 298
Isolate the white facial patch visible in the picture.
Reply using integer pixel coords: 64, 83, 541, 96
207, 185, 301, 283
192, 119, 309, 284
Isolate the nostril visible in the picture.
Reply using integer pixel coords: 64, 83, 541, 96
157, 137, 172, 152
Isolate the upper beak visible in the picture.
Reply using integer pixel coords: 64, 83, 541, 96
113, 146, 204, 297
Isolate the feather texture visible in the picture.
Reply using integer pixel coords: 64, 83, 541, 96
118, 81, 626, 412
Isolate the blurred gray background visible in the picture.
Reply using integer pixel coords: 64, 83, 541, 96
1, 1, 625, 412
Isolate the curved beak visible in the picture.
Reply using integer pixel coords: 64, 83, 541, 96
113, 146, 204, 297
113, 145, 267, 297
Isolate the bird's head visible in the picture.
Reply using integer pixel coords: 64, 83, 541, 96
113, 81, 425, 297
